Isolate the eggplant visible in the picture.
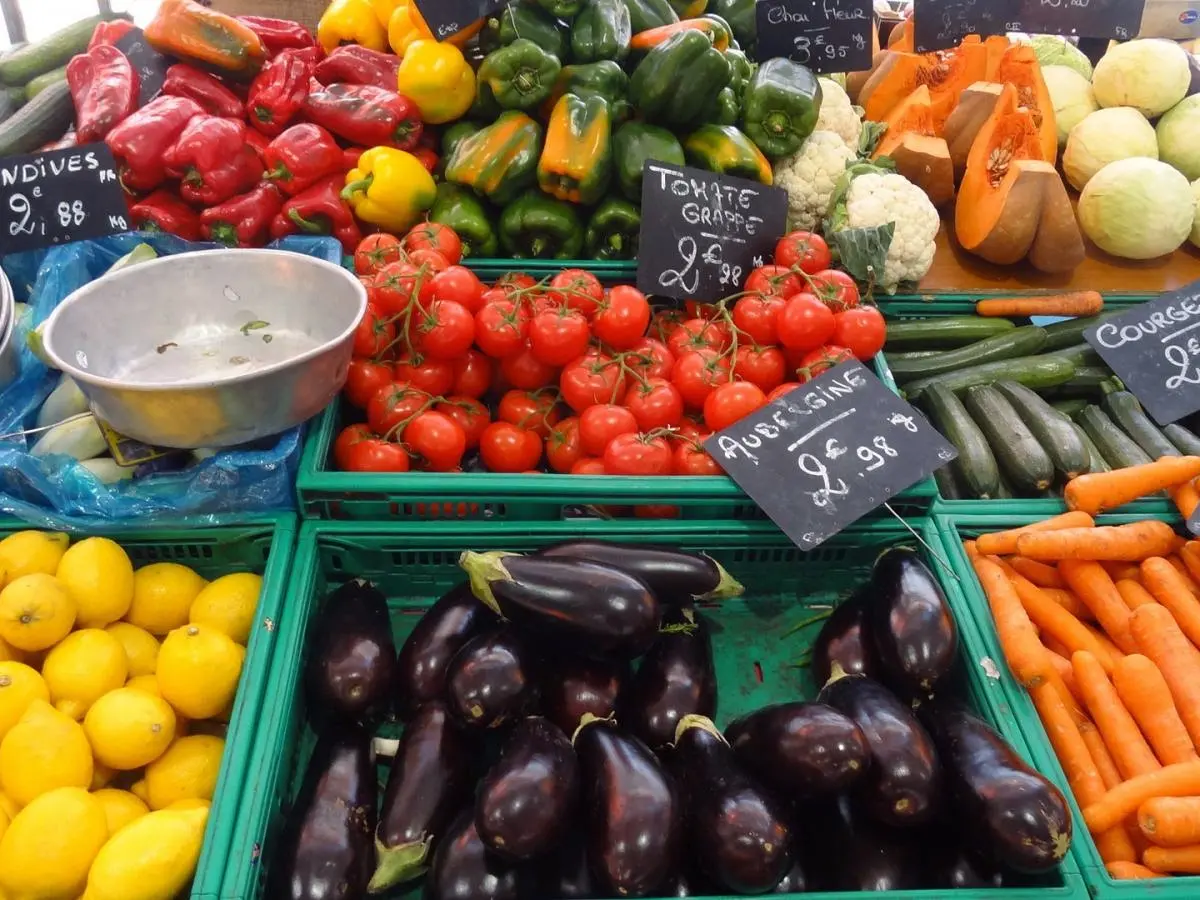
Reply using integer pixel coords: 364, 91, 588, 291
922, 703, 1071, 873
476, 717, 579, 860
816, 795, 926, 891
460, 551, 661, 659
725, 701, 870, 798
445, 627, 536, 729
540, 829, 598, 899
425, 809, 529, 900
395, 583, 494, 721
304, 578, 396, 728
537, 540, 744, 601
622, 607, 716, 749
671, 715, 794, 894
370, 701, 473, 892
868, 548, 958, 697
926, 839, 1005, 888
267, 727, 376, 900
575, 717, 681, 897
771, 859, 808, 893
817, 671, 941, 826
810, 588, 877, 686
542, 656, 628, 735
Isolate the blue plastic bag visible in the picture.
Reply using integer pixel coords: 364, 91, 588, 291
0, 233, 343, 530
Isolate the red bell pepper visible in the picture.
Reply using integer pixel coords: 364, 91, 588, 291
130, 188, 201, 241
245, 128, 269, 163
269, 174, 363, 253
88, 19, 135, 50
236, 15, 318, 56
200, 182, 283, 248
246, 48, 315, 138
66, 44, 138, 144
161, 64, 243, 119
412, 146, 438, 175
313, 46, 399, 91
105, 95, 204, 192
263, 123, 344, 196
342, 147, 365, 170
303, 82, 422, 151
163, 116, 264, 206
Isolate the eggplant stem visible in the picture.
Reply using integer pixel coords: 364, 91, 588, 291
696, 556, 745, 601
367, 832, 433, 893
783, 609, 833, 637
457, 550, 519, 617
571, 711, 615, 745
372, 737, 400, 759
674, 713, 726, 746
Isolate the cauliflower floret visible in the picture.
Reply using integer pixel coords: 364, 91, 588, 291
837, 172, 940, 291
815, 77, 863, 149
773, 131, 857, 231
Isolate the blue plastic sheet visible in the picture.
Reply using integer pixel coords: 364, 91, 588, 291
0, 233, 343, 530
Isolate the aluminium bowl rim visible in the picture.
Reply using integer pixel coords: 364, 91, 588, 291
39, 248, 368, 393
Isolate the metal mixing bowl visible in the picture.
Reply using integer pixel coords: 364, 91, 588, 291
39, 249, 367, 449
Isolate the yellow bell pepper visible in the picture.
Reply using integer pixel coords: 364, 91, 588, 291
317, 0, 388, 52
387, 0, 482, 56
342, 147, 437, 234
369, 0, 402, 26
397, 40, 475, 125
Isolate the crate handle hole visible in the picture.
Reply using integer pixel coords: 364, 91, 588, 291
753, 661, 764, 684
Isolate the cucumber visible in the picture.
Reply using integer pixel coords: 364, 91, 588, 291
1073, 423, 1111, 474
1052, 399, 1089, 418
1042, 311, 1121, 351
889, 325, 1048, 383
884, 316, 1017, 351
1102, 392, 1180, 459
933, 465, 963, 500
1164, 423, 1200, 456
902, 354, 1077, 401
0, 15, 124, 87
920, 384, 1001, 499
1052, 343, 1105, 368
23, 66, 66, 102
0, 80, 72, 157
995, 380, 1091, 480
1075, 406, 1154, 470
962, 384, 1056, 493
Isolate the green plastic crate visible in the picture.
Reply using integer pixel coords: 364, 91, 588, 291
467, 259, 637, 280
214, 517, 1085, 900
932, 512, 1196, 900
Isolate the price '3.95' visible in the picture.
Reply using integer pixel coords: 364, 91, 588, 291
659, 236, 743, 296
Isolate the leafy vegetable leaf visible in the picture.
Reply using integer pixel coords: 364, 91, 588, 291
857, 119, 888, 158
830, 223, 895, 287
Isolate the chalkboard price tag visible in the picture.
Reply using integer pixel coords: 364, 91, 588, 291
913, 0, 1145, 51
704, 361, 957, 551
0, 144, 131, 254
1189, 505, 1200, 538
414, 0, 508, 40
115, 27, 174, 107
1085, 285, 1200, 426
754, 0, 874, 74
637, 162, 788, 305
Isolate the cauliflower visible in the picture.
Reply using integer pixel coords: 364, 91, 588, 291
773, 131, 857, 231
815, 77, 863, 149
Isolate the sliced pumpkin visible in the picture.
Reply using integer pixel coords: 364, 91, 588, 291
859, 42, 988, 133
963, 33, 1012, 78
871, 85, 955, 206
1027, 171, 1086, 274
944, 81, 1005, 180
888, 17, 913, 51
873, 85, 935, 158
992, 43, 1058, 165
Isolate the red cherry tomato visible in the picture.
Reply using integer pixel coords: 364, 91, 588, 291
559, 350, 626, 413
431, 266, 485, 313
435, 397, 490, 450
546, 416, 583, 473
374, 261, 434, 316
767, 382, 803, 403
570, 457, 607, 475
343, 358, 394, 409
809, 269, 860, 312
592, 286, 651, 350
406, 248, 450, 275
414, 300, 475, 361
673, 439, 723, 476
703, 381, 767, 432
774, 231, 832, 275
352, 305, 396, 358
498, 389, 561, 438
667, 318, 731, 357
731, 294, 785, 346
671, 349, 731, 410
499, 343, 559, 390
336, 430, 411, 472
495, 273, 537, 296
404, 221, 462, 265
547, 269, 604, 318
354, 233, 403, 277
832, 307, 887, 361
795, 345, 855, 382
777, 293, 836, 354
651, 308, 687, 343
529, 307, 592, 367
366, 381, 430, 438
579, 404, 639, 456
479, 422, 542, 472
624, 378, 684, 431
731, 345, 786, 393
394, 354, 455, 396
405, 410, 466, 471
333, 423, 374, 470
624, 337, 675, 381
475, 299, 531, 359
744, 264, 803, 300
603, 433, 672, 476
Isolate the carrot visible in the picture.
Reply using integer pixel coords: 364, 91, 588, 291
1018, 522, 1181, 562
1116, 579, 1159, 612
1012, 574, 1117, 672
1106, 861, 1160, 879
963, 539, 979, 560
1172, 480, 1200, 520
1142, 557, 1200, 648
974, 557, 1052, 689
975, 291, 1104, 318
1180, 542, 1200, 586
1073, 651, 1161, 779
1139, 797, 1200, 847
1065, 458, 1200, 515
1081, 720, 1124, 789
1042, 588, 1094, 620
1061, 561, 1138, 654
1084, 761, 1200, 833
1113, 654, 1198, 767
1011, 557, 1067, 589
1144, 844, 1200, 874
1167, 556, 1200, 597
975, 512, 1095, 556
1047, 650, 1081, 703
1104, 562, 1143, 582
1131, 604, 1200, 747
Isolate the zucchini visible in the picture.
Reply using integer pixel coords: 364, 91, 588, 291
1042, 311, 1121, 351
1075, 406, 1154, 470
0, 80, 72, 157
1039, 366, 1116, 401
994, 470, 1016, 499
886, 350, 942, 362
1073, 423, 1111, 474
1052, 343, 1105, 368
0, 14, 124, 87
994, 380, 1090, 480
884, 316, 1016, 351
933, 465, 963, 500
1102, 392, 1180, 459
962, 384, 1056, 494
920, 383, 1000, 499
24, 66, 66, 102
1051, 399, 1089, 418
902, 354, 1077, 401
889, 325, 1048, 383
0, 88, 23, 126
1164, 423, 1200, 456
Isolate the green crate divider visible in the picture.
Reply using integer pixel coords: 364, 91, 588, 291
467, 259, 638, 280
215, 517, 1085, 900
931, 511, 1196, 900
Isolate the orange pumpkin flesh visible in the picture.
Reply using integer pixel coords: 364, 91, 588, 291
873, 85, 935, 158
871, 85, 955, 206
888, 17, 914, 51
859, 42, 988, 133
993, 43, 1058, 165
944, 81, 1005, 180
962, 33, 1012, 78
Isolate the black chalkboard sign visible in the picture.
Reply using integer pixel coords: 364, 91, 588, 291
637, 162, 788, 305
115, 27, 174, 107
755, 0, 874, 74
0, 144, 131, 254
414, 0, 509, 39
1085, 285, 1200, 427
914, 0, 1145, 51
704, 361, 957, 551
1189, 504, 1200, 538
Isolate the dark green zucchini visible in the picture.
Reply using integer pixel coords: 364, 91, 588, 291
24, 65, 66, 101
1042, 312, 1120, 351
1051, 399, 1089, 418
1075, 406, 1154, 470
902, 355, 1076, 401
889, 326, 1048, 383
1039, 367, 1116, 401
1051, 343, 1104, 368
1072, 423, 1111, 474
920, 383, 1000, 499
994, 471, 1016, 499
962, 385, 1056, 493
933, 466, 963, 500
994, 381, 1090, 480
886, 350, 942, 362
884, 317, 1016, 352
1164, 423, 1200, 456
0, 14, 123, 86
1101, 392, 1180, 459
0, 80, 72, 157
0, 87, 23, 126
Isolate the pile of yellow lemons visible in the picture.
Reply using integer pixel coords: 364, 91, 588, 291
0, 529, 261, 900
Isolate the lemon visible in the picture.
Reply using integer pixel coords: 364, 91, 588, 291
144, 735, 224, 811
167, 798, 210, 812
56, 537, 134, 628
125, 674, 162, 697
0, 807, 7, 844
0, 636, 23, 665
0, 662, 47, 743
156, 624, 244, 719
42, 629, 128, 720
0, 794, 17, 821
0, 787, 107, 900
92, 788, 148, 837
0, 531, 68, 580
84, 688, 175, 770
0, 699, 93, 807
80, 803, 208, 900
188, 572, 261, 646
0, 574, 75, 652
128, 779, 149, 806
126, 563, 206, 636
91, 762, 116, 791
104, 623, 159, 677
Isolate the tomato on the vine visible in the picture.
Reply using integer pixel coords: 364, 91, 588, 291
651, 308, 687, 343
570, 457, 607, 475
672, 349, 731, 410
374, 261, 434, 316
560, 350, 626, 413
624, 378, 684, 431
344, 358, 394, 409
794, 345, 855, 382
394, 353, 455, 396
777, 292, 836, 353
624, 337, 675, 381
352, 306, 396, 359
767, 382, 802, 403
334, 423, 373, 469
744, 264, 803, 300
603, 433, 672, 476
667, 318, 731, 357
546, 417, 583, 473
774, 231, 832, 275
547, 269, 603, 318
475, 299, 531, 359
480, 422, 542, 472
334, 425, 411, 472
498, 389, 561, 438
404, 222, 462, 265
406, 248, 450, 276
673, 440, 722, 476
435, 397, 490, 449
451, 350, 493, 399
810, 269, 860, 312
703, 381, 767, 432
731, 294, 785, 346
832, 306, 887, 360
495, 273, 537, 298
405, 410, 466, 471
431, 266, 485, 313
579, 404, 639, 456
414, 300, 475, 361
591, 285, 651, 350
529, 307, 591, 366
366, 381, 431, 438
500, 343, 559, 390
354, 234, 403, 277
732, 345, 786, 393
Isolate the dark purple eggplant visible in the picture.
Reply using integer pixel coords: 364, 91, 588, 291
811, 588, 877, 686
459, 551, 661, 659
267, 726, 376, 900
725, 701, 870, 798
926, 839, 1005, 888
575, 717, 681, 897
869, 548, 958, 697
370, 701, 473, 892
537, 540, 743, 601
817, 795, 926, 891
671, 715, 794, 894
622, 607, 716, 749
817, 671, 940, 826
304, 578, 396, 727
445, 627, 536, 729
922, 703, 1071, 873
476, 717, 579, 860
395, 584, 494, 721
424, 809, 530, 900
542, 657, 628, 735
540, 829, 598, 899
771, 859, 808, 893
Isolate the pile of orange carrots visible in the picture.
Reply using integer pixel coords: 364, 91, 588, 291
968, 458, 1200, 880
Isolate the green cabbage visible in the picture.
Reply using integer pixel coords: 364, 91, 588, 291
1092, 39, 1191, 117
1078, 158, 1194, 260
1190, 178, 1200, 249
1157, 95, 1200, 181
1063, 107, 1158, 191
1030, 35, 1093, 80
1042, 65, 1099, 149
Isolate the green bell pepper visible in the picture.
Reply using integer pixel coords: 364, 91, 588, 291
478, 39, 563, 111
620, 0, 678, 33
684, 124, 772, 184
469, 82, 502, 122
668, 0, 708, 16
538, 92, 612, 205
585, 197, 640, 260
446, 111, 544, 206
710, 0, 755, 49
612, 121, 685, 201
480, 4, 569, 60
526, 0, 584, 19
430, 183, 499, 259
441, 122, 479, 160
553, 61, 628, 105
725, 47, 753, 93
704, 86, 740, 126
629, 30, 731, 129
741, 57, 821, 160
499, 190, 584, 259
571, 0, 632, 64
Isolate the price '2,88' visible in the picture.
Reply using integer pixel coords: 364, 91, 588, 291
58, 200, 85, 228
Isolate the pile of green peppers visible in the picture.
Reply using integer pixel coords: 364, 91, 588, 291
431, 0, 823, 261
